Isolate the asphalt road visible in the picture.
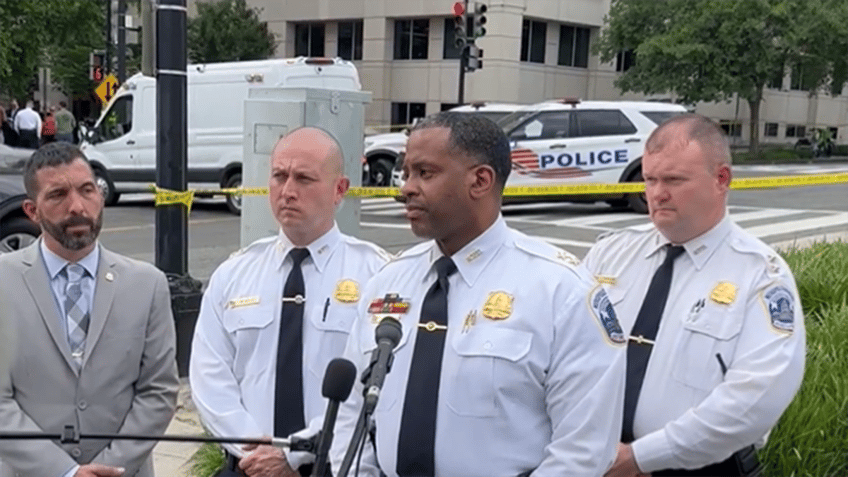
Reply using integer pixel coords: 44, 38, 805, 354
98, 163, 848, 284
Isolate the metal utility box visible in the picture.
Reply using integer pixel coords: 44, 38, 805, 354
240, 87, 371, 247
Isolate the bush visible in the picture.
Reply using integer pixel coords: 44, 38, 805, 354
189, 441, 225, 477
733, 146, 811, 164
758, 242, 848, 476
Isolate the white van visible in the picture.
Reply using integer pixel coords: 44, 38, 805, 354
80, 57, 362, 213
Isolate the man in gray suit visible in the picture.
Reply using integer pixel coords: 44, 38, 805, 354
0, 142, 179, 477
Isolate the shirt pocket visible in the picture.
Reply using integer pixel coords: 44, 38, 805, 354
222, 304, 275, 381
671, 309, 743, 391
446, 327, 533, 417
307, 302, 359, 380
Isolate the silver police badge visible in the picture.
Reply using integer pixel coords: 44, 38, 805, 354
589, 286, 626, 345
764, 286, 794, 332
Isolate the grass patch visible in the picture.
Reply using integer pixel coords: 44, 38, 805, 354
188, 441, 225, 477
758, 242, 848, 476
733, 146, 813, 164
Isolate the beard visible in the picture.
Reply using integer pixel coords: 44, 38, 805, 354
41, 212, 103, 251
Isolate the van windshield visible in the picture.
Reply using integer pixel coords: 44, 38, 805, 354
92, 96, 133, 143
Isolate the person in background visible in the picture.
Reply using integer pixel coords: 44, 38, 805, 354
13, 101, 41, 149
55, 101, 77, 144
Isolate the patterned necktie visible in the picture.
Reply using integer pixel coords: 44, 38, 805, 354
397, 256, 457, 477
622, 244, 686, 443
63, 263, 90, 366
274, 247, 310, 438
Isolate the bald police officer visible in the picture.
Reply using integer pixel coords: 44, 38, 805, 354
190, 127, 390, 477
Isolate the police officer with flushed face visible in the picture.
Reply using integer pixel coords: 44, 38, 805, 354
331, 112, 627, 477
582, 114, 805, 477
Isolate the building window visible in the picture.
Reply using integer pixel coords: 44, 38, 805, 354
767, 69, 784, 89
615, 49, 635, 72
441, 103, 460, 111
558, 25, 590, 68
391, 102, 426, 129
786, 124, 806, 138
338, 20, 363, 60
295, 23, 325, 57
790, 63, 816, 91
764, 122, 779, 137
520, 19, 546, 63
443, 18, 463, 59
394, 19, 429, 60
719, 121, 742, 137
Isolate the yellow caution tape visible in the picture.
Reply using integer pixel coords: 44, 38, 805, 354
148, 172, 848, 207
730, 173, 848, 190
152, 187, 195, 212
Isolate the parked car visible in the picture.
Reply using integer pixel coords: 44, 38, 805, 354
0, 174, 40, 254
364, 102, 524, 185
393, 98, 688, 212
0, 143, 33, 172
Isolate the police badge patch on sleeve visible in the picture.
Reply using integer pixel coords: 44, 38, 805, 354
588, 286, 626, 345
764, 286, 795, 332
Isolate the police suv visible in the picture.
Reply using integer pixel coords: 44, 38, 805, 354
395, 99, 688, 213
364, 102, 521, 186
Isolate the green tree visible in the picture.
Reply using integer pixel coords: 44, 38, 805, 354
187, 0, 276, 63
595, 0, 848, 157
0, 0, 105, 103
44, 0, 106, 100
0, 0, 47, 101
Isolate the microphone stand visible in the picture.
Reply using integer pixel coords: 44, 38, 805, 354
336, 388, 372, 477
0, 427, 317, 452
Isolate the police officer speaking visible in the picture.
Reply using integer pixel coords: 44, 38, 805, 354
581, 114, 806, 477
190, 127, 390, 477
331, 112, 627, 476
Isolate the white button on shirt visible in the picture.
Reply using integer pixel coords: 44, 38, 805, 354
189, 224, 389, 466
580, 215, 806, 473
331, 217, 626, 477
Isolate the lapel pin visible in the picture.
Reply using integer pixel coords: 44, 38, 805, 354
105, 272, 114, 282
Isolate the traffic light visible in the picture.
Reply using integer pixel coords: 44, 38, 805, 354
467, 44, 483, 71
453, 1, 467, 48
90, 50, 105, 81
472, 2, 487, 38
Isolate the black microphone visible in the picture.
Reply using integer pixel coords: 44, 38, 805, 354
363, 317, 403, 413
311, 358, 357, 477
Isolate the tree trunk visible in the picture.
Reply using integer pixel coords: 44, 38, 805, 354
747, 89, 763, 159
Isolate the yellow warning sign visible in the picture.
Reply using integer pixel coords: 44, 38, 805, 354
95, 74, 120, 103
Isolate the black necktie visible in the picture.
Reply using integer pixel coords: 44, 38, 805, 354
274, 247, 310, 438
622, 244, 685, 443
397, 256, 457, 477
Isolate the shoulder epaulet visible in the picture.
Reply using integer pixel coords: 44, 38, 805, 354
512, 233, 580, 267
343, 235, 395, 263
227, 235, 276, 260
393, 241, 431, 261
596, 226, 646, 243
728, 229, 787, 276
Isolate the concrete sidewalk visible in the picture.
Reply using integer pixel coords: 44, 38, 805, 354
152, 381, 205, 476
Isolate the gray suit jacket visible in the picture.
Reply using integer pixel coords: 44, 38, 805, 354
0, 242, 179, 477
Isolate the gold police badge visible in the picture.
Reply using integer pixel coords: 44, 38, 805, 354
482, 291, 513, 320
334, 279, 360, 303
710, 282, 737, 305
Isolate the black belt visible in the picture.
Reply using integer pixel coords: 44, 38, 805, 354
225, 451, 316, 476
653, 445, 761, 477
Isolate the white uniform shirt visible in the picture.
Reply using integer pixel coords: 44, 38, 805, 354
580, 215, 806, 473
13, 107, 41, 135
331, 217, 626, 477
190, 224, 390, 464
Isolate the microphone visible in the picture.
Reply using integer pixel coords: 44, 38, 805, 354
363, 317, 403, 413
311, 358, 357, 477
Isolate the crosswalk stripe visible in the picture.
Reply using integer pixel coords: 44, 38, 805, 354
744, 212, 848, 239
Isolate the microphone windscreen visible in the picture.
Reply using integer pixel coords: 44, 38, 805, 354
322, 358, 357, 401
375, 317, 402, 347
